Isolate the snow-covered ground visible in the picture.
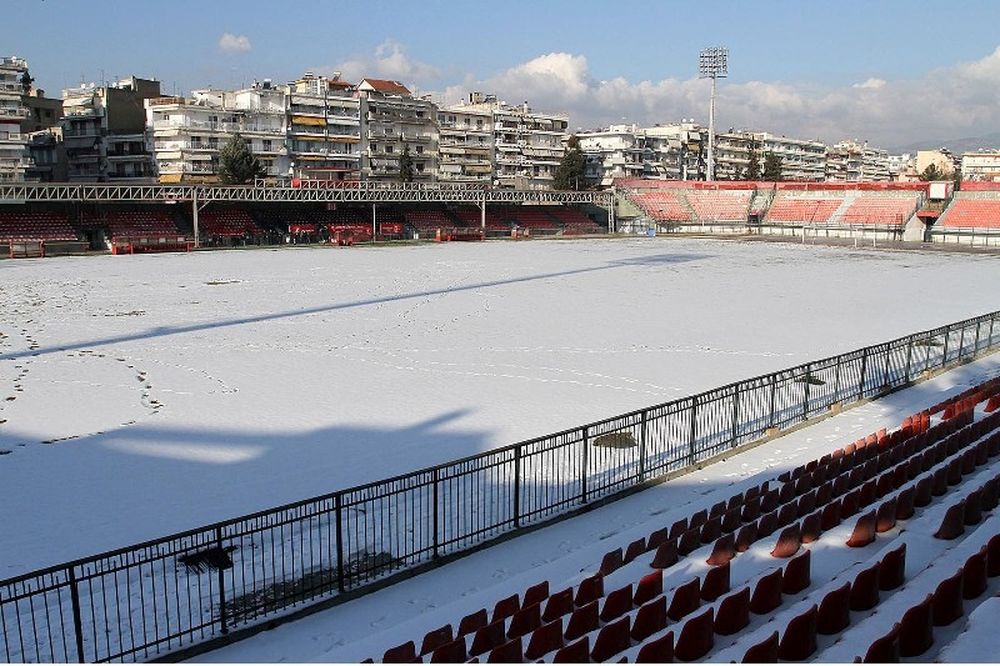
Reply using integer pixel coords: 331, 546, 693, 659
198, 354, 1000, 663
1, 238, 999, 579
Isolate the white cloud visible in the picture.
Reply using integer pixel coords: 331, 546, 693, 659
312, 40, 441, 87
852, 77, 886, 90
218, 33, 252, 54
314, 42, 1000, 148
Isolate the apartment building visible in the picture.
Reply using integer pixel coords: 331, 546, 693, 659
961, 151, 1000, 182
437, 102, 493, 183
642, 123, 706, 180
826, 141, 890, 182
577, 124, 649, 186
147, 82, 288, 183
62, 76, 160, 182
358, 78, 438, 182
0, 56, 29, 182
286, 72, 361, 181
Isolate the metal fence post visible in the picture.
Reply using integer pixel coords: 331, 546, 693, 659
974, 319, 982, 353
730, 385, 740, 448
768, 375, 777, 428
513, 447, 521, 528
67, 567, 85, 663
581, 427, 589, 504
881, 344, 892, 389
335, 494, 345, 593
432, 468, 440, 559
688, 396, 698, 465
904, 335, 914, 383
942, 324, 951, 366
638, 410, 648, 482
802, 364, 811, 421
858, 348, 869, 399
215, 526, 228, 635
958, 323, 967, 360
990, 314, 996, 349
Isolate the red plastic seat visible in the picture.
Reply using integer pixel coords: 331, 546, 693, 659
430, 638, 468, 663
667, 577, 701, 621
524, 619, 563, 661
964, 489, 983, 526
782, 549, 811, 595
487, 636, 523, 663
459, 609, 488, 638
470, 621, 507, 657
778, 604, 818, 661
552, 636, 589, 664
735, 522, 757, 552
624, 538, 646, 564
630, 596, 667, 642
492, 594, 520, 624
749, 569, 783, 615
962, 549, 988, 600
633, 571, 663, 606
701, 561, 731, 602
508, 603, 541, 639
650, 539, 678, 569
674, 607, 714, 661
817, 581, 851, 635
849, 564, 880, 611
574, 574, 603, 607
523, 581, 549, 609
600, 584, 634, 623
635, 630, 673, 664
707, 533, 735, 566
876, 498, 897, 533
934, 501, 966, 540
600, 547, 624, 576
420, 625, 455, 656
714, 587, 750, 636
678, 528, 701, 556
931, 568, 964, 626
564, 600, 599, 641
862, 623, 900, 663
383, 640, 417, 663
741, 630, 779, 663
846, 510, 877, 547
590, 616, 631, 662
771, 523, 801, 558
898, 594, 934, 658
542, 588, 573, 623
879, 543, 906, 591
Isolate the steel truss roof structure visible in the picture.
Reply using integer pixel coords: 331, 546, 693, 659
0, 183, 613, 207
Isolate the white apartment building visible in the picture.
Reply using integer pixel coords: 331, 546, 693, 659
437, 103, 493, 183
0, 56, 29, 182
358, 78, 438, 182
826, 140, 890, 182
961, 151, 1000, 182
286, 72, 361, 181
448, 93, 568, 189
641, 123, 705, 180
577, 124, 649, 186
147, 82, 288, 183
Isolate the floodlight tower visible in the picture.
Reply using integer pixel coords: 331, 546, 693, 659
699, 47, 728, 181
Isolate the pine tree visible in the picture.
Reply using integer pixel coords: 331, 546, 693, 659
745, 145, 762, 180
217, 133, 265, 184
762, 152, 783, 181
398, 144, 415, 183
919, 163, 945, 181
553, 135, 586, 190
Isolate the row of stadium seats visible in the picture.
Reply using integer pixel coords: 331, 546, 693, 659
938, 196, 1000, 229
370, 379, 1000, 662
0, 211, 78, 242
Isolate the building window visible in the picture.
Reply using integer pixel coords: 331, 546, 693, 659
371, 143, 377, 153
416, 145, 423, 154
386, 145, 393, 154
262, 139, 272, 151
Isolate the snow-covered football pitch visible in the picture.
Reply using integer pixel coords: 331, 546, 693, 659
1, 237, 999, 579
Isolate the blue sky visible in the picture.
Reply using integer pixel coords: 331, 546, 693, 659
6, 0, 1000, 147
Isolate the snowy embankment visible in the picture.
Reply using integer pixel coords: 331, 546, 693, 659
199, 354, 1000, 663
1, 238, 999, 579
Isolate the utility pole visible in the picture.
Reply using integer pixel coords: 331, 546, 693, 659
699, 47, 728, 182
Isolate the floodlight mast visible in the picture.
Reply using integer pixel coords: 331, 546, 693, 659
699, 47, 728, 181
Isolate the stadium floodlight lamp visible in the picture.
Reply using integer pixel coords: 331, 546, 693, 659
698, 47, 729, 80
699, 47, 728, 181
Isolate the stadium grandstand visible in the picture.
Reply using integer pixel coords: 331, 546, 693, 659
615, 180, 929, 241
931, 181, 1000, 247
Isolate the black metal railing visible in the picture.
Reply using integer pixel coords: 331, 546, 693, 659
2, 310, 998, 662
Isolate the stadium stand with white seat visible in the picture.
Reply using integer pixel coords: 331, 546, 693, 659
369, 378, 1000, 663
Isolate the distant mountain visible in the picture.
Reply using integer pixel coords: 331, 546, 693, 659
890, 132, 1000, 155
